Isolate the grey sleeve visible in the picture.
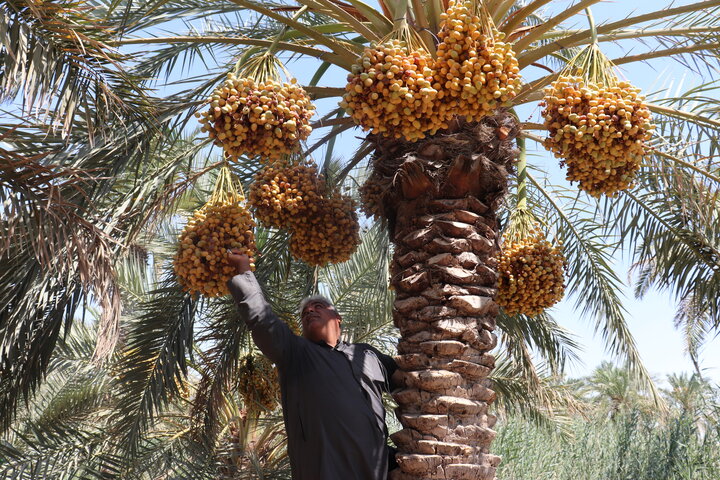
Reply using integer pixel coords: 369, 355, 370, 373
227, 272, 294, 367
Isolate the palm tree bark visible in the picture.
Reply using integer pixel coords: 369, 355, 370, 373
372, 113, 519, 480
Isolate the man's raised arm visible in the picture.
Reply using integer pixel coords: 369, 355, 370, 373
226, 251, 294, 367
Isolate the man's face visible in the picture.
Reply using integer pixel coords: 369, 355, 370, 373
301, 300, 341, 343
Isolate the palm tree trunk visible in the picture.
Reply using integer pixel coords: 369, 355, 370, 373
374, 113, 519, 480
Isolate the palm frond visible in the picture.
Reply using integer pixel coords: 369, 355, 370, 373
191, 298, 251, 444
227, 0, 360, 67
104, 0, 248, 36
0, 260, 85, 432
522, 161, 663, 407
112, 272, 197, 456
491, 352, 585, 436
605, 152, 720, 329
650, 80, 720, 163
0, 323, 123, 480
0, 112, 216, 424
513, 0, 604, 53
0, 0, 149, 138
497, 310, 582, 377
673, 295, 710, 376
0, 142, 113, 282
519, 1, 720, 74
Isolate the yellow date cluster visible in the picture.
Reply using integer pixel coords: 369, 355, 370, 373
174, 196, 256, 297
496, 229, 565, 317
237, 354, 279, 413
289, 192, 361, 267
248, 161, 324, 228
197, 73, 315, 161
542, 76, 653, 197
341, 0, 521, 140
359, 170, 385, 218
434, 0, 522, 121
341, 40, 444, 141
248, 159, 361, 267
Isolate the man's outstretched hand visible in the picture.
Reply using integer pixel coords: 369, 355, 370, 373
227, 249, 252, 275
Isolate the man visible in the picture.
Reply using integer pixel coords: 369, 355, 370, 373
227, 250, 398, 480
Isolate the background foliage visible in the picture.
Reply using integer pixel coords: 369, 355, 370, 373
2, 0, 720, 477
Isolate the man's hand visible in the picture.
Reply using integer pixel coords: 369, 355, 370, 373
228, 249, 252, 275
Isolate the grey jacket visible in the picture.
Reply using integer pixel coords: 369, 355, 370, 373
228, 272, 397, 480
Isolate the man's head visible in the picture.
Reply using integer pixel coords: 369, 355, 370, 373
299, 295, 342, 346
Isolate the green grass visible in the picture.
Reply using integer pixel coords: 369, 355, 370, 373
494, 407, 720, 480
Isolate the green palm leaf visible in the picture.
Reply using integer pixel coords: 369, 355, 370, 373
0, 0, 149, 138
112, 274, 197, 456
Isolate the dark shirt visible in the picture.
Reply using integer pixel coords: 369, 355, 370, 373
228, 272, 397, 480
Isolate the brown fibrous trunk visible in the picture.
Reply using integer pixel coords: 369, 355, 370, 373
371, 112, 520, 480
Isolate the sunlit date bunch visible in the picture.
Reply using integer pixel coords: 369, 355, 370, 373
541, 76, 653, 197
289, 192, 361, 266
174, 196, 256, 297
496, 229, 565, 317
341, 40, 445, 141
248, 161, 325, 228
237, 354, 279, 412
434, 0, 522, 121
197, 73, 315, 161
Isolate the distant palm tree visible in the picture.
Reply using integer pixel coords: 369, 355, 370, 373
665, 373, 715, 414
2, 1, 720, 479
581, 361, 656, 419
664, 372, 718, 439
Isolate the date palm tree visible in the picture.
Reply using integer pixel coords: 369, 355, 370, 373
2, 0, 720, 479
580, 361, 658, 419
